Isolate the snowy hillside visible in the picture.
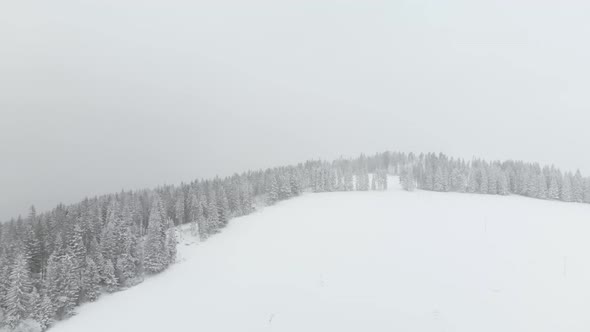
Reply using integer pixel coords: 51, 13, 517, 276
51, 177, 590, 332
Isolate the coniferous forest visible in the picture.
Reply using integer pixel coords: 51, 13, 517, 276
1, 151, 589, 331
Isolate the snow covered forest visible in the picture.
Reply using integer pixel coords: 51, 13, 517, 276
1, 151, 590, 331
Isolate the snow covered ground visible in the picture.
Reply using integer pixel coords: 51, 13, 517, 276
52, 177, 590, 332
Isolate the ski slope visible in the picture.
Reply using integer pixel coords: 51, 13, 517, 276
53, 177, 590, 332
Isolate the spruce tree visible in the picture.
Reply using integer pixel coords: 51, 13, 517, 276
548, 173, 560, 200
102, 259, 118, 292
526, 171, 538, 198
28, 286, 42, 328
116, 252, 136, 287
216, 187, 230, 227
59, 250, 80, 318
81, 257, 100, 302
36, 294, 53, 331
356, 169, 370, 191
143, 196, 167, 274
279, 174, 292, 200
343, 169, 354, 191
100, 214, 119, 263
240, 180, 254, 215
188, 190, 204, 240
467, 169, 478, 193
267, 176, 279, 205
174, 192, 185, 226
206, 197, 220, 234
537, 174, 548, 199
5, 254, 32, 328
401, 166, 416, 191
498, 171, 509, 195
0, 255, 11, 310
289, 170, 302, 196
68, 224, 86, 274
24, 225, 42, 278
450, 168, 462, 191
487, 168, 498, 195
433, 167, 444, 192
227, 179, 242, 216
44, 252, 61, 314
166, 220, 178, 266
479, 167, 488, 194
572, 170, 584, 202
561, 174, 573, 202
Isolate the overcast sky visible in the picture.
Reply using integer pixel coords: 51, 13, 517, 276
2, 0, 590, 220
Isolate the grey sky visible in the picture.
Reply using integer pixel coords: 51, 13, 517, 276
2, 0, 590, 220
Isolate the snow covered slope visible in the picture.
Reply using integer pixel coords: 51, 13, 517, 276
53, 177, 590, 332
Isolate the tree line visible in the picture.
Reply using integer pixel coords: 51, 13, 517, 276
399, 153, 590, 203
0, 155, 385, 331
1, 151, 588, 331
